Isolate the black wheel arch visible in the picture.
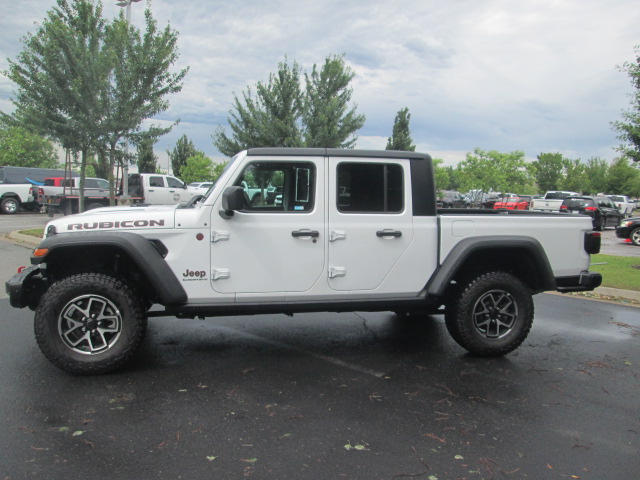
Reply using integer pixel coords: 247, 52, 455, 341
425, 235, 556, 297
31, 232, 187, 306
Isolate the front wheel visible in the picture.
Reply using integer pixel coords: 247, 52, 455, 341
34, 273, 147, 374
630, 227, 640, 246
445, 272, 534, 356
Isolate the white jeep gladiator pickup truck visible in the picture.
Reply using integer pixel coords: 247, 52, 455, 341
6, 148, 602, 374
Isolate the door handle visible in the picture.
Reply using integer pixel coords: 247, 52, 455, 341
376, 230, 402, 238
292, 230, 319, 238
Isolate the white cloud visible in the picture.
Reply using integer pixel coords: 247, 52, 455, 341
1, 0, 638, 170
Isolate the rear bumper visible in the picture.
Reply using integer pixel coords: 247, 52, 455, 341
555, 272, 603, 293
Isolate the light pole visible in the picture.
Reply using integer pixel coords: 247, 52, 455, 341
115, 0, 142, 200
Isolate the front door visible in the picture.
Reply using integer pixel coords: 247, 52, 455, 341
327, 157, 414, 291
209, 156, 325, 295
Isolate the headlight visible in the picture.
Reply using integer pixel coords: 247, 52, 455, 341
619, 220, 632, 227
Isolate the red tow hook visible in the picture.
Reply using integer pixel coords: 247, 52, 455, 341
17, 266, 27, 273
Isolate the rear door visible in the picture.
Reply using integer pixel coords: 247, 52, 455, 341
327, 157, 414, 291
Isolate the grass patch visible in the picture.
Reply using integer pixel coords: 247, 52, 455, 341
590, 254, 640, 291
18, 228, 44, 238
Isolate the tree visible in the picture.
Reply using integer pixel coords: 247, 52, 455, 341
561, 159, 588, 192
168, 135, 202, 175
213, 55, 366, 156
179, 152, 214, 184
607, 157, 640, 194
532, 153, 564, 192
456, 148, 535, 193
4, 0, 187, 210
213, 59, 303, 157
386, 107, 416, 151
0, 126, 59, 167
136, 136, 157, 173
302, 54, 365, 148
612, 44, 640, 163
584, 157, 609, 194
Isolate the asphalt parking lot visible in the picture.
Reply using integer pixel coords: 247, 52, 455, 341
0, 215, 639, 479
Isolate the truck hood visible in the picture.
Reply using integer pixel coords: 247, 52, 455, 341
45, 204, 176, 235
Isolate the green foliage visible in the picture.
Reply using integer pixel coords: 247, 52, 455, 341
136, 136, 157, 173
386, 107, 416, 151
432, 158, 450, 191
561, 159, 589, 192
0, 126, 59, 167
612, 44, 640, 163
4, 0, 187, 209
456, 148, 535, 194
168, 135, 202, 176
302, 54, 366, 148
179, 152, 215, 184
532, 153, 564, 192
584, 157, 610, 194
213, 55, 365, 157
607, 157, 640, 195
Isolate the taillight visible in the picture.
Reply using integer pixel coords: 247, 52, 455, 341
559, 205, 568, 211
584, 206, 598, 212
584, 231, 601, 255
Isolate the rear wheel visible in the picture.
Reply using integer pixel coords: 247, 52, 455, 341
445, 272, 534, 356
34, 273, 147, 374
1, 197, 19, 214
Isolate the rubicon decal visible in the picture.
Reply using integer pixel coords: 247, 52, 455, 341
66, 219, 165, 230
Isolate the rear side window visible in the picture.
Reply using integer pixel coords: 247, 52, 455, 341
563, 198, 595, 208
337, 163, 403, 213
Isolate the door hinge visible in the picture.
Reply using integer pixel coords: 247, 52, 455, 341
212, 268, 230, 280
329, 266, 347, 278
329, 230, 347, 242
211, 230, 230, 243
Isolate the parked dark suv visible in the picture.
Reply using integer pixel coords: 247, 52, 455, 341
560, 196, 623, 230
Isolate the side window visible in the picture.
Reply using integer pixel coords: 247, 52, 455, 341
337, 163, 404, 213
167, 177, 185, 188
149, 176, 165, 187
235, 161, 316, 213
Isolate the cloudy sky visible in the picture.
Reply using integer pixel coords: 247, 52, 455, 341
1, 0, 639, 170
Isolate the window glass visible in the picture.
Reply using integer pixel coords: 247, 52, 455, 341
149, 176, 165, 187
167, 177, 185, 188
337, 163, 403, 213
235, 161, 316, 212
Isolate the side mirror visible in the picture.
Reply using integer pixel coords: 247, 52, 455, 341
219, 186, 245, 219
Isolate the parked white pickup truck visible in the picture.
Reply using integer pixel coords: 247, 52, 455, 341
127, 173, 202, 206
0, 183, 37, 214
529, 191, 580, 212
7, 148, 602, 374
608, 195, 636, 218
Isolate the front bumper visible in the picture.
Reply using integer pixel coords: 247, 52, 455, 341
555, 272, 603, 293
615, 225, 631, 239
5, 265, 45, 310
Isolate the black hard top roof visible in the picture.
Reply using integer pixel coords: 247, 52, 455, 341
246, 147, 431, 162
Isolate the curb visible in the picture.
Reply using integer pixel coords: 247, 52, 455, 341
4, 232, 41, 248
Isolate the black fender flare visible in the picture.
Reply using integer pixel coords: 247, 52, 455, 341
425, 235, 556, 296
32, 232, 187, 305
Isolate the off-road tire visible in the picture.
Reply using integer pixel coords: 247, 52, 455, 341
445, 272, 534, 356
34, 273, 147, 375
